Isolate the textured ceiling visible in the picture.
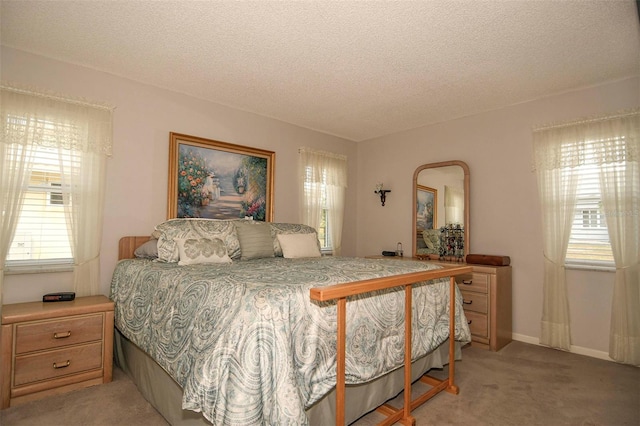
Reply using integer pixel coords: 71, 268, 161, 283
1, 1, 639, 141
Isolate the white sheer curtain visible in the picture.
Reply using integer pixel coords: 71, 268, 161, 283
532, 135, 579, 350
444, 185, 464, 225
1, 85, 113, 300
60, 148, 110, 297
299, 148, 347, 255
533, 109, 640, 361
0, 129, 35, 307
596, 112, 639, 366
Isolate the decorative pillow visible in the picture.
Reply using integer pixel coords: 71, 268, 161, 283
134, 239, 158, 259
423, 229, 441, 251
276, 233, 322, 258
270, 223, 320, 257
235, 221, 274, 260
155, 219, 241, 262
174, 237, 232, 265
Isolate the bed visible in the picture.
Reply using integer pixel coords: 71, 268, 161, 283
111, 219, 472, 425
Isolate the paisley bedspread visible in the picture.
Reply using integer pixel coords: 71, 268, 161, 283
110, 256, 470, 425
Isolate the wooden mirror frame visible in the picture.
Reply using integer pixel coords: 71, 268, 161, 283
412, 160, 470, 259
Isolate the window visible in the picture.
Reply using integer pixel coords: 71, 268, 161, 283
49, 182, 64, 205
565, 145, 618, 268
1, 85, 112, 287
303, 167, 331, 250
534, 121, 636, 271
299, 148, 347, 255
319, 209, 330, 249
5, 142, 74, 268
581, 209, 601, 228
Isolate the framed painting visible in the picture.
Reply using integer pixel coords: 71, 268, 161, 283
416, 185, 437, 231
168, 133, 275, 221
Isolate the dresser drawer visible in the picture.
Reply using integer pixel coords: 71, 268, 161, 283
460, 291, 488, 314
13, 341, 103, 386
464, 310, 488, 339
15, 314, 103, 354
456, 272, 489, 293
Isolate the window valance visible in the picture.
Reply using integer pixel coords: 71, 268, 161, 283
1, 84, 114, 156
532, 110, 639, 171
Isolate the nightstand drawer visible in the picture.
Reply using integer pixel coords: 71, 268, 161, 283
465, 310, 488, 338
456, 273, 489, 293
13, 341, 103, 386
15, 314, 103, 354
460, 291, 488, 314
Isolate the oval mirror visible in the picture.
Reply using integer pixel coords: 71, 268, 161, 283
413, 160, 470, 260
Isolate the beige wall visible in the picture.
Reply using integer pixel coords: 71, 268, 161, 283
355, 76, 639, 357
2, 46, 638, 359
1, 47, 359, 303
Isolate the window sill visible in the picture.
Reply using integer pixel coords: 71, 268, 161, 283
4, 261, 74, 275
565, 262, 615, 273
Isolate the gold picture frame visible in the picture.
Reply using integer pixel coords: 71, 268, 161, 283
416, 184, 437, 230
415, 184, 438, 255
167, 132, 275, 221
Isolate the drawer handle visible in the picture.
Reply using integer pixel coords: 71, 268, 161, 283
462, 299, 473, 305
53, 360, 70, 369
462, 280, 473, 285
468, 320, 472, 324
54, 331, 71, 339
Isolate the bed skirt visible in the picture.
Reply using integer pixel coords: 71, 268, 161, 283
114, 328, 461, 425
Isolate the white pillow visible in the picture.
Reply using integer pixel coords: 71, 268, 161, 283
276, 233, 322, 258
174, 237, 232, 265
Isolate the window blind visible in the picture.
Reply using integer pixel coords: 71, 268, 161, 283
564, 140, 620, 267
5, 135, 75, 266
303, 166, 331, 249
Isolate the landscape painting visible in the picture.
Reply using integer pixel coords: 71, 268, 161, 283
167, 133, 274, 221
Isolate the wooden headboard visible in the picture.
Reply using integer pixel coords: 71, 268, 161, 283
118, 236, 152, 260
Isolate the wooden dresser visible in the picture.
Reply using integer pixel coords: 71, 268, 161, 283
455, 263, 512, 351
366, 256, 512, 351
1, 295, 114, 408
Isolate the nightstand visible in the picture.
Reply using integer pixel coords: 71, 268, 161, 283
1, 295, 114, 408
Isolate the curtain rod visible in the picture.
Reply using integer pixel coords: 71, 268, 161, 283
1, 83, 115, 112
533, 108, 639, 132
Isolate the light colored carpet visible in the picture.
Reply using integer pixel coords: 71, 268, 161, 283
2, 341, 638, 425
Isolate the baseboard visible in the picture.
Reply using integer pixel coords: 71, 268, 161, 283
511, 333, 612, 362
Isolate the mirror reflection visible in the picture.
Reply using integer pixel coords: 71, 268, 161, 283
413, 161, 469, 260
